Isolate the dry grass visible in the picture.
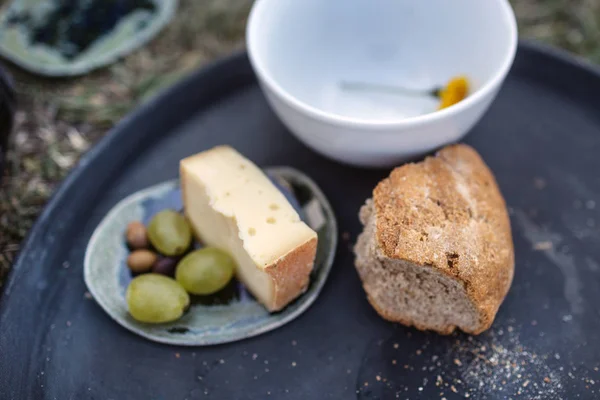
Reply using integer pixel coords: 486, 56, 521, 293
1, 0, 599, 285
513, 0, 600, 61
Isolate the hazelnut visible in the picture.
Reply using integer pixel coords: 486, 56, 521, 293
126, 221, 149, 249
127, 250, 158, 274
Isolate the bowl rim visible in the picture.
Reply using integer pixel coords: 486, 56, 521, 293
246, 0, 518, 128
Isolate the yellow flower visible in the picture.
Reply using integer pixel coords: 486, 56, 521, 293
438, 76, 469, 110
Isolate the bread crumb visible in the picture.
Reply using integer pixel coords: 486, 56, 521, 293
533, 178, 546, 189
376, 375, 381, 381
450, 385, 458, 393
454, 358, 462, 366
416, 349, 422, 355
175, 353, 180, 359
393, 343, 399, 349
252, 353, 258, 360
291, 362, 296, 367
364, 382, 369, 387
392, 360, 397, 365
533, 241, 553, 251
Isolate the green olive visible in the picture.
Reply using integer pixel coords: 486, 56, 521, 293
176, 248, 236, 295
147, 210, 192, 256
126, 274, 190, 323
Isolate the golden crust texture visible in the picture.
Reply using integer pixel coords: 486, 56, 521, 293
367, 144, 515, 333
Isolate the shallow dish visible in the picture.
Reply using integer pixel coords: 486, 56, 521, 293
84, 168, 337, 346
247, 0, 518, 167
0, 0, 177, 76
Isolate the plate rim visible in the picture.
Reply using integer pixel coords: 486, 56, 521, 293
2, 40, 599, 318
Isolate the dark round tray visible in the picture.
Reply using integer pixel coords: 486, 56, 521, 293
1, 42, 599, 400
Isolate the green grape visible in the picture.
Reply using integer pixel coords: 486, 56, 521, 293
126, 274, 190, 323
176, 247, 236, 295
147, 210, 192, 256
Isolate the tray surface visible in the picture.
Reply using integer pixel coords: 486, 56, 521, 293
1, 42, 600, 399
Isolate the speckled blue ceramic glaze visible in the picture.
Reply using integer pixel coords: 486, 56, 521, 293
0, 0, 177, 76
84, 167, 337, 346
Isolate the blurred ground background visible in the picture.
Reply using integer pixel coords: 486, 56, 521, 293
0, 0, 599, 286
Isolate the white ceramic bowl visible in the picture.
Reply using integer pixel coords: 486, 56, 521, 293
246, 0, 518, 168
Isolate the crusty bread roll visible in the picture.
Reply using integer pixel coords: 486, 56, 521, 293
354, 144, 514, 335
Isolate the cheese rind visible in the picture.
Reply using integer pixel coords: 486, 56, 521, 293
180, 146, 318, 311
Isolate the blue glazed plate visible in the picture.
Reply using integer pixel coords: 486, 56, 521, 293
0, 0, 177, 76
84, 166, 337, 346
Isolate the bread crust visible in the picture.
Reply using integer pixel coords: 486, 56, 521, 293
358, 144, 514, 334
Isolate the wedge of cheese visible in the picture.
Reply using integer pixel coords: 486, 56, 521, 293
180, 146, 318, 312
